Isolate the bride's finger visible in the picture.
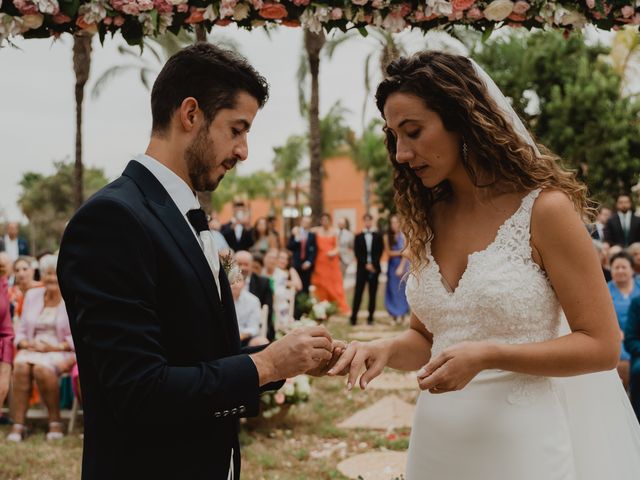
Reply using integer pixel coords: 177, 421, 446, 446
418, 367, 448, 391
359, 358, 385, 390
419, 353, 448, 379
328, 343, 356, 376
347, 351, 366, 390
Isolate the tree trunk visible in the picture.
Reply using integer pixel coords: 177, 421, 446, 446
304, 30, 325, 226
195, 24, 207, 42
72, 33, 93, 210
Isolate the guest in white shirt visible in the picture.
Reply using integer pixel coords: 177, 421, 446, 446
231, 275, 268, 348
1, 223, 29, 263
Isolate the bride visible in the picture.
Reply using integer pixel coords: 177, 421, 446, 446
328, 50, 640, 479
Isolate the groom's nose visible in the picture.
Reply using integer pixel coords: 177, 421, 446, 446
233, 137, 249, 162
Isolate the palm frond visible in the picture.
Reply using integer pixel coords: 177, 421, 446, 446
324, 30, 359, 58
91, 64, 147, 99
296, 50, 310, 117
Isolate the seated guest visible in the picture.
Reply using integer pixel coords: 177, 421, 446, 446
230, 274, 268, 348
7, 254, 75, 442
263, 248, 279, 279
234, 250, 274, 341
272, 250, 303, 330
0, 253, 15, 425
9, 256, 42, 320
624, 296, 640, 422
608, 251, 640, 391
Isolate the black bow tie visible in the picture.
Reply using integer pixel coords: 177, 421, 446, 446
187, 209, 209, 233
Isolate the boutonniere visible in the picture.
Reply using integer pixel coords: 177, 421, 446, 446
219, 250, 243, 283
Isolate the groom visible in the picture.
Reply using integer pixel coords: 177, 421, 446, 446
58, 44, 339, 480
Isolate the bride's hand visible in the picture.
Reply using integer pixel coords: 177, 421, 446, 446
417, 341, 497, 394
327, 339, 392, 390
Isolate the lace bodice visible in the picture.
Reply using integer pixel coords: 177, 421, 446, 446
406, 189, 561, 365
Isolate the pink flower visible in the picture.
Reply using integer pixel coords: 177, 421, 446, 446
507, 12, 525, 21
452, 0, 475, 12
185, 7, 205, 23
176, 3, 188, 12
52, 12, 71, 23
251, 0, 264, 9
13, 0, 39, 15
466, 6, 483, 20
351, 0, 368, 5
621, 6, 634, 18
399, 2, 413, 16
330, 7, 343, 20
274, 392, 286, 405
102, 15, 113, 24
586, 0, 595, 8
138, 0, 154, 11
259, 2, 287, 19
292, 0, 310, 5
121, 3, 140, 15
153, 0, 173, 13
281, 18, 301, 26
447, 9, 464, 20
114, 15, 125, 26
76, 15, 98, 33
512, 1, 530, 15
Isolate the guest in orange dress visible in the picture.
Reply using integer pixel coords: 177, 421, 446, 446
311, 213, 349, 313
9, 256, 42, 320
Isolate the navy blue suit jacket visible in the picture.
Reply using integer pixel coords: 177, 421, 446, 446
58, 161, 281, 480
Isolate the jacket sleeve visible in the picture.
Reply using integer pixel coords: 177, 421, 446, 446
58, 197, 262, 425
624, 297, 640, 359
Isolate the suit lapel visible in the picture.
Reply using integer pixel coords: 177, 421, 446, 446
122, 161, 232, 343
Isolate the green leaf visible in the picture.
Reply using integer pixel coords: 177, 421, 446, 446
358, 27, 368, 38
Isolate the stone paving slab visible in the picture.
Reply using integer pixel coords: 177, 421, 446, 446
338, 395, 415, 430
337, 451, 407, 480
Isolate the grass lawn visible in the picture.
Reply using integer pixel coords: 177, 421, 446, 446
0, 316, 413, 480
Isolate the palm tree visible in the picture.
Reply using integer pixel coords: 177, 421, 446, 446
73, 33, 93, 210
303, 30, 326, 225
609, 26, 640, 98
272, 134, 307, 214
325, 28, 407, 128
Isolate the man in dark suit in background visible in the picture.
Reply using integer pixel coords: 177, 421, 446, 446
287, 216, 317, 294
222, 202, 255, 252
235, 250, 274, 341
588, 206, 611, 242
58, 44, 339, 480
350, 214, 384, 326
605, 195, 640, 247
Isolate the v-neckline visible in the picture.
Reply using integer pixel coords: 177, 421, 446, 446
430, 190, 535, 296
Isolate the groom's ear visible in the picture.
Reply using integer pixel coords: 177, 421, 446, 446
178, 97, 201, 133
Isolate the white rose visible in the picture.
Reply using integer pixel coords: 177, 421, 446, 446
166, 0, 188, 5
233, 3, 250, 20
33, 0, 59, 15
554, 7, 586, 27
21, 13, 44, 30
483, 0, 514, 21
312, 303, 326, 319
203, 4, 218, 21
282, 382, 296, 397
300, 8, 322, 33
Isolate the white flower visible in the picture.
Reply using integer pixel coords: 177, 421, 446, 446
251, 19, 265, 27
425, 0, 453, 17
78, 1, 107, 24
233, 2, 250, 20
554, 6, 586, 27
312, 303, 327, 320
382, 12, 406, 32
482, 0, 514, 21
282, 382, 296, 397
32, 0, 59, 15
314, 6, 331, 22
300, 8, 322, 33
203, 4, 218, 21
166, 0, 188, 5
159, 12, 173, 34
138, 12, 155, 34
0, 14, 24, 42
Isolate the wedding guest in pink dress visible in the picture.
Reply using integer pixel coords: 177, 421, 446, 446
0, 253, 15, 424
7, 254, 75, 442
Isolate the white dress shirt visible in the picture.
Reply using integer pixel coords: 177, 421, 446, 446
134, 154, 221, 296
3, 235, 19, 262
364, 230, 373, 264
619, 211, 632, 235
234, 289, 262, 338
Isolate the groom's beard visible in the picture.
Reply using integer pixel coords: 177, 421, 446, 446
186, 125, 238, 192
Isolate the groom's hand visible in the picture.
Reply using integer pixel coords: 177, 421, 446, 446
306, 340, 347, 377
250, 326, 333, 386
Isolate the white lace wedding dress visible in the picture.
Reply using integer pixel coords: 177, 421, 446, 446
405, 189, 640, 479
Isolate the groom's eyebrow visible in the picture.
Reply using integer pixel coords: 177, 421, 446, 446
233, 119, 251, 131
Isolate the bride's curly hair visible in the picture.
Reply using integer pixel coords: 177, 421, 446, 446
375, 50, 592, 269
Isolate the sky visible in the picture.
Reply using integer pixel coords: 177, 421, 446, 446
0, 27, 470, 222
0, 25, 618, 222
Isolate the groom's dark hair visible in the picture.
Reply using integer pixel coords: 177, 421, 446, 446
150, 42, 269, 136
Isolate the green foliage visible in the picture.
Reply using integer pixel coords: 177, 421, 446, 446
319, 102, 352, 161
18, 160, 109, 253
473, 31, 640, 204
210, 169, 278, 212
